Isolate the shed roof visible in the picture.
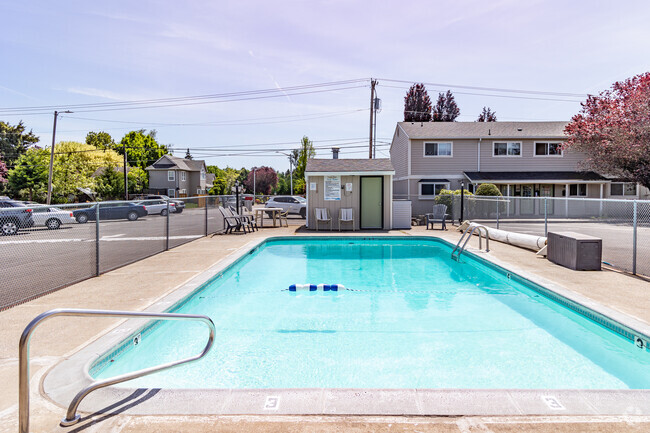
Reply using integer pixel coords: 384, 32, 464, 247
305, 158, 394, 174
397, 121, 568, 139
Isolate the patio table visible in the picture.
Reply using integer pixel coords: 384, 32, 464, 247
255, 207, 283, 227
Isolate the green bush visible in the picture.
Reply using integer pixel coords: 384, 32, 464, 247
434, 189, 473, 219
475, 183, 502, 196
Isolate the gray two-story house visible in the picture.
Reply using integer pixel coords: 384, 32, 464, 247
146, 155, 208, 198
390, 121, 647, 215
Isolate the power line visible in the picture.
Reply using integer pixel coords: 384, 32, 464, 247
380, 84, 583, 103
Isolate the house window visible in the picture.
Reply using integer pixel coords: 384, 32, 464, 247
167, 188, 175, 198
200, 168, 206, 180
535, 142, 563, 156
568, 184, 587, 197
197, 188, 202, 195
180, 171, 186, 181
424, 142, 452, 157
168, 170, 175, 181
610, 182, 637, 196
419, 182, 449, 198
493, 142, 521, 156
179, 188, 187, 195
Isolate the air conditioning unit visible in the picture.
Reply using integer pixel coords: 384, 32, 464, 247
547, 232, 602, 271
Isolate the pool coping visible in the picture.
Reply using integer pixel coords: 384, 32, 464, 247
43, 235, 650, 418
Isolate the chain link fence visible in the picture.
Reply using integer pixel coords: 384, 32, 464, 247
403, 194, 650, 277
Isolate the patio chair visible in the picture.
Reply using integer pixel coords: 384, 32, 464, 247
314, 208, 332, 231
278, 210, 289, 227
425, 204, 448, 230
229, 206, 258, 231
219, 206, 244, 234
339, 208, 354, 231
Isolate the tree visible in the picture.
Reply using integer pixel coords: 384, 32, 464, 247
477, 107, 497, 122
403, 83, 432, 122
118, 130, 168, 173
0, 156, 7, 185
185, 148, 193, 160
86, 131, 115, 150
7, 148, 49, 201
0, 120, 40, 166
475, 183, 502, 196
432, 90, 460, 122
95, 164, 124, 200
564, 72, 650, 189
294, 136, 315, 188
244, 166, 277, 195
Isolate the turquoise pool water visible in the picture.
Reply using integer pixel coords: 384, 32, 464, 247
95, 237, 650, 389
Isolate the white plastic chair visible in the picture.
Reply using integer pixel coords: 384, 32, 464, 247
339, 208, 354, 231
314, 208, 332, 231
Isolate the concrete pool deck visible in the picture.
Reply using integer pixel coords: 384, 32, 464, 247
2, 224, 650, 432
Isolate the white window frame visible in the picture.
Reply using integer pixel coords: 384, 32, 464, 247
179, 188, 187, 195
534, 141, 564, 157
180, 171, 186, 181
423, 141, 453, 157
167, 188, 175, 198
167, 170, 175, 181
568, 183, 587, 197
610, 182, 637, 196
197, 188, 202, 195
492, 141, 522, 157
418, 182, 450, 199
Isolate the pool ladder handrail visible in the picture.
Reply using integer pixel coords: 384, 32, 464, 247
451, 224, 490, 260
19, 308, 216, 433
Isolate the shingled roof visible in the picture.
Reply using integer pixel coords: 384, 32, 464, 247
146, 155, 206, 171
397, 121, 568, 139
464, 171, 608, 182
305, 158, 394, 174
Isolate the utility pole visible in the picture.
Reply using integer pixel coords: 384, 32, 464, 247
368, 79, 377, 159
289, 157, 293, 195
123, 143, 128, 200
46, 110, 72, 204
253, 168, 256, 199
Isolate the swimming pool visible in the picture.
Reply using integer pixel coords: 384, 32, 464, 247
92, 237, 650, 390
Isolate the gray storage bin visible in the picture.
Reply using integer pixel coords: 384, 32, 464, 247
547, 231, 602, 271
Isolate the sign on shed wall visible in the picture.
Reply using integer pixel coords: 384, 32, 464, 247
324, 176, 341, 201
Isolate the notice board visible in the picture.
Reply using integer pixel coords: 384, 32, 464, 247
324, 176, 341, 201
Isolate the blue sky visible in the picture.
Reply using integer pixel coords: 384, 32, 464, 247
2, 0, 650, 171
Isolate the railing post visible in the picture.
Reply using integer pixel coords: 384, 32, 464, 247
165, 199, 170, 251
544, 197, 548, 237
95, 204, 100, 276
496, 198, 500, 229
205, 197, 209, 236
633, 200, 638, 275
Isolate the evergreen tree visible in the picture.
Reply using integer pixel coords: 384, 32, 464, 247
403, 83, 432, 122
432, 90, 460, 122
477, 107, 497, 122
7, 148, 49, 201
185, 148, 193, 160
0, 120, 40, 166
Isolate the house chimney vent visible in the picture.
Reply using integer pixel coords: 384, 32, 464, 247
332, 147, 340, 159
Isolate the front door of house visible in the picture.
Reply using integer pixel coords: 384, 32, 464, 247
360, 176, 383, 229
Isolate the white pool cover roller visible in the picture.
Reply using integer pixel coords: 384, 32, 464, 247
463, 221, 547, 251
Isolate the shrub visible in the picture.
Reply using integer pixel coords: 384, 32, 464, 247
434, 189, 474, 220
475, 183, 502, 196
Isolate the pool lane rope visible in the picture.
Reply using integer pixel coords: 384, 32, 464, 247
289, 284, 346, 292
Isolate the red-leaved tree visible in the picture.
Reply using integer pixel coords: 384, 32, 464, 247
0, 156, 7, 184
563, 72, 650, 189
244, 166, 278, 195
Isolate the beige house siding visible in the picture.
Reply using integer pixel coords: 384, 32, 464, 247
306, 175, 392, 230
390, 126, 410, 178
479, 139, 584, 171
410, 139, 478, 174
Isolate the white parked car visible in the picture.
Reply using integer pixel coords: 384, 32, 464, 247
265, 196, 307, 218
29, 206, 76, 229
135, 200, 177, 216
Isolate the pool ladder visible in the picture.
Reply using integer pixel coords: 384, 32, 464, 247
18, 308, 216, 433
452, 224, 490, 261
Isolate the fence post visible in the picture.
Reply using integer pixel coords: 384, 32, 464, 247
205, 198, 209, 236
165, 199, 170, 251
95, 204, 100, 276
496, 198, 500, 229
544, 197, 548, 237
633, 200, 637, 275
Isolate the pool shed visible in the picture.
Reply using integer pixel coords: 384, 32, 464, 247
305, 158, 395, 230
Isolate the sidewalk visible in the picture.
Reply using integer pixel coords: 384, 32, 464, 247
1, 225, 650, 432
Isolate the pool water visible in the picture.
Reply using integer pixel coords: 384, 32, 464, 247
95, 237, 650, 389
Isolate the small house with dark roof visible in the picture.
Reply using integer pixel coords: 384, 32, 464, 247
390, 121, 647, 216
146, 155, 208, 198
305, 158, 395, 230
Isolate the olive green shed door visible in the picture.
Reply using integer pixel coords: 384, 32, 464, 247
360, 176, 383, 229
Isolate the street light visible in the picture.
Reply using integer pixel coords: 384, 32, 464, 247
276, 151, 293, 195
46, 110, 73, 204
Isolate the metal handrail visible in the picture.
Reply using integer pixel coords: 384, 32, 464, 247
452, 224, 490, 260
19, 308, 215, 433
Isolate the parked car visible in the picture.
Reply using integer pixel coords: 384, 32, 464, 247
0, 198, 35, 235
265, 196, 307, 218
29, 206, 76, 229
134, 200, 177, 216
73, 202, 148, 223
143, 195, 185, 213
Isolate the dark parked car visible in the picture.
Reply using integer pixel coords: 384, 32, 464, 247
143, 195, 185, 213
0, 198, 35, 235
73, 202, 148, 223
